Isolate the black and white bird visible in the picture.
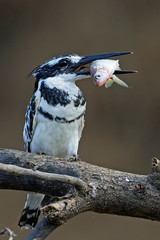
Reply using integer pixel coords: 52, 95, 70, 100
18, 52, 134, 228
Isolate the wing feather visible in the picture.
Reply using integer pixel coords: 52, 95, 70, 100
23, 93, 40, 152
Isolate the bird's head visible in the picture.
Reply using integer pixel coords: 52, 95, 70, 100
31, 52, 134, 89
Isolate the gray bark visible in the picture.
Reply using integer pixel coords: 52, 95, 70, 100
0, 148, 160, 240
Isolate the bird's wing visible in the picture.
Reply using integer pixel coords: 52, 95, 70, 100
23, 93, 40, 152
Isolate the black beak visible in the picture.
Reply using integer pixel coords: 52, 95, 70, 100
115, 70, 137, 74
73, 51, 136, 76
78, 51, 132, 65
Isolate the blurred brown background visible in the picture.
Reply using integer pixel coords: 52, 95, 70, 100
0, 0, 160, 239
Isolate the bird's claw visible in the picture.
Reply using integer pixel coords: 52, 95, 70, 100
68, 154, 79, 162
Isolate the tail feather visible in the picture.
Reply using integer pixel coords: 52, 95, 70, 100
18, 192, 44, 229
18, 207, 40, 228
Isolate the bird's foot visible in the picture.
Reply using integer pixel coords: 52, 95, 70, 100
68, 154, 80, 162
37, 151, 46, 155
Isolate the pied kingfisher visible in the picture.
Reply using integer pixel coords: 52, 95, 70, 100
18, 51, 133, 228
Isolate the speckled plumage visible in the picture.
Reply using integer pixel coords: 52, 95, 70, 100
19, 51, 133, 228
23, 78, 86, 157
19, 53, 88, 228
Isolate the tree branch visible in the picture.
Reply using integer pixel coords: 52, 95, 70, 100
0, 162, 87, 193
0, 228, 16, 240
0, 148, 160, 240
24, 218, 57, 240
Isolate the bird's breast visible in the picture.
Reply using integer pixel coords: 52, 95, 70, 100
39, 81, 86, 121
31, 112, 85, 157
27, 81, 86, 157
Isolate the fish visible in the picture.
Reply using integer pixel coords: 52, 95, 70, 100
105, 75, 128, 88
90, 59, 129, 88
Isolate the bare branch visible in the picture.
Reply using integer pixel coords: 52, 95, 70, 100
0, 228, 16, 240
24, 218, 57, 240
152, 157, 160, 172
0, 162, 87, 193
25, 195, 90, 240
0, 148, 160, 240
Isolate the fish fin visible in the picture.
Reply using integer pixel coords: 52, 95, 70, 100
105, 78, 114, 88
112, 75, 128, 88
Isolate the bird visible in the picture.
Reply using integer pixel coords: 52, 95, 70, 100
18, 51, 134, 229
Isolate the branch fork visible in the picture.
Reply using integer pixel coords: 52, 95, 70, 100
0, 148, 160, 240
0, 228, 16, 240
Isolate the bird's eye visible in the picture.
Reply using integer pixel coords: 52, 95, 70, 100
59, 59, 70, 67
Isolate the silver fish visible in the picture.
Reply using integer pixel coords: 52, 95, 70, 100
90, 59, 128, 88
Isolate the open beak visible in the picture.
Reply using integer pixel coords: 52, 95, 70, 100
72, 51, 136, 76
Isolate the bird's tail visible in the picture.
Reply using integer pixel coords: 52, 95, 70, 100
18, 192, 44, 229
